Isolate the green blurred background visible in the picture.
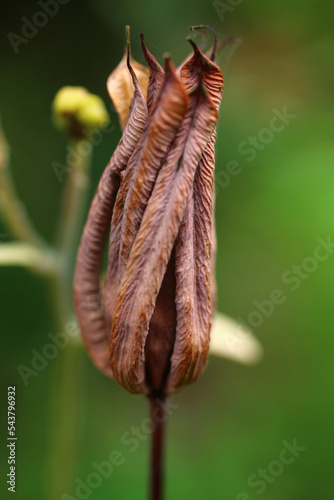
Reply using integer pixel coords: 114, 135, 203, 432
1, 1, 334, 499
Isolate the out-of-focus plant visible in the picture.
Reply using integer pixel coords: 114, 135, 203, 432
0, 89, 111, 499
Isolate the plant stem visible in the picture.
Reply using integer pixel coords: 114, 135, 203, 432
0, 122, 95, 500
149, 396, 168, 500
50, 139, 91, 329
46, 340, 84, 500
0, 128, 46, 247
55, 139, 91, 269
46, 138, 92, 499
0, 242, 57, 274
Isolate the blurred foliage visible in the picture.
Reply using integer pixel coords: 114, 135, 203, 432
1, 1, 334, 499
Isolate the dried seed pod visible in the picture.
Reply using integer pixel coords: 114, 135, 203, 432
74, 27, 224, 396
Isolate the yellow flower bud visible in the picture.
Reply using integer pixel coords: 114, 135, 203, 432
52, 86, 110, 136
76, 94, 110, 130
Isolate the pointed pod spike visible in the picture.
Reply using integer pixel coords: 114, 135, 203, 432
127, 57, 139, 89
181, 34, 224, 112
186, 37, 203, 62
189, 25, 217, 62
140, 33, 164, 73
126, 25, 131, 71
162, 55, 179, 86
125, 26, 141, 91
163, 54, 173, 74
107, 47, 149, 130
187, 37, 198, 53
140, 33, 165, 112
125, 25, 131, 49
186, 38, 205, 78
125, 25, 131, 75
139, 32, 146, 54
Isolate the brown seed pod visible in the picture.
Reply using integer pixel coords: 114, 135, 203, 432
73, 27, 224, 397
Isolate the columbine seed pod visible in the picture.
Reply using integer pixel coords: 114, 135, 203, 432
73, 27, 224, 396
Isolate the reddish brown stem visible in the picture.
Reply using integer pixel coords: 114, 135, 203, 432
149, 395, 168, 500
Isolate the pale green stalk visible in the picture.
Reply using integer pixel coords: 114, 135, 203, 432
46, 138, 92, 500
0, 128, 47, 248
